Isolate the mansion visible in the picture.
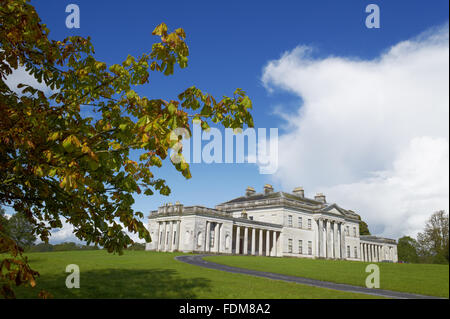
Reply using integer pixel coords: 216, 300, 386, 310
146, 185, 398, 262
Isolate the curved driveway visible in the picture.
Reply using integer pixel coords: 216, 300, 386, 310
175, 254, 442, 299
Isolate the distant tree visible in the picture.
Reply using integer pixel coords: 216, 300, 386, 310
52, 242, 80, 251
359, 220, 371, 236
7, 211, 36, 248
397, 236, 419, 263
28, 243, 54, 252
417, 210, 449, 264
126, 242, 146, 250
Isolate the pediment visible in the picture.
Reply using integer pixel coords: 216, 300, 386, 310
321, 204, 346, 216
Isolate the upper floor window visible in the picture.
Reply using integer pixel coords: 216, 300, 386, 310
288, 215, 293, 227
298, 217, 302, 228
308, 219, 312, 230
346, 226, 350, 236
353, 227, 356, 237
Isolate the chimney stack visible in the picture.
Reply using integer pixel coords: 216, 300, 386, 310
314, 193, 326, 203
264, 184, 274, 195
245, 186, 256, 197
293, 187, 304, 198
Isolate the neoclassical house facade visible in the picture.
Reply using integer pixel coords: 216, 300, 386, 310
146, 185, 398, 262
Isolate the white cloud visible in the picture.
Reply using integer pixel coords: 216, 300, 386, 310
4, 64, 56, 96
261, 24, 449, 239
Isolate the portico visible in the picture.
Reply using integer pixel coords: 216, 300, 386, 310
315, 215, 345, 259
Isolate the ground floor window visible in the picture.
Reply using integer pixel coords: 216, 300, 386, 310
347, 245, 351, 258
354, 246, 358, 258
308, 241, 312, 255
298, 240, 303, 254
288, 239, 293, 253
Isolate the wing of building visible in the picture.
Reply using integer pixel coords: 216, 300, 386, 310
146, 185, 398, 262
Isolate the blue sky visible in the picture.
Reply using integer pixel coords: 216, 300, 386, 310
15, 0, 448, 241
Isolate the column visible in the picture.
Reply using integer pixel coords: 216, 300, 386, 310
318, 219, 323, 257
340, 223, 345, 259
333, 222, 338, 259
205, 221, 211, 252
155, 222, 161, 251
169, 221, 174, 251
251, 228, 256, 255
326, 219, 331, 258
176, 220, 181, 251
259, 229, 263, 256
277, 231, 281, 257
235, 226, 240, 254
214, 223, 220, 253
243, 227, 248, 255
219, 223, 225, 253
162, 221, 167, 251
266, 230, 270, 256
272, 231, 277, 257
360, 243, 363, 261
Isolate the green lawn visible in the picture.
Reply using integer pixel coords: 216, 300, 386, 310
204, 255, 449, 298
12, 250, 380, 299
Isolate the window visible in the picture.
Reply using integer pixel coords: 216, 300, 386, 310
346, 226, 350, 236
298, 217, 302, 228
173, 231, 177, 245
308, 219, 312, 230
354, 246, 358, 258
288, 215, 293, 227
308, 241, 312, 255
197, 232, 203, 247
298, 240, 303, 254
166, 231, 170, 245
288, 239, 293, 253
347, 246, 351, 258
159, 231, 163, 245
249, 216, 253, 220
353, 227, 356, 237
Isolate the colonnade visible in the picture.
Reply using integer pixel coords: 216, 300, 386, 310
234, 225, 281, 257
155, 220, 181, 252
316, 217, 345, 259
360, 242, 384, 262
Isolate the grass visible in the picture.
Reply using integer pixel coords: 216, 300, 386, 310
11, 250, 382, 299
204, 255, 449, 298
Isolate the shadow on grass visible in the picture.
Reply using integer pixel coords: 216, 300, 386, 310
19, 268, 211, 299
